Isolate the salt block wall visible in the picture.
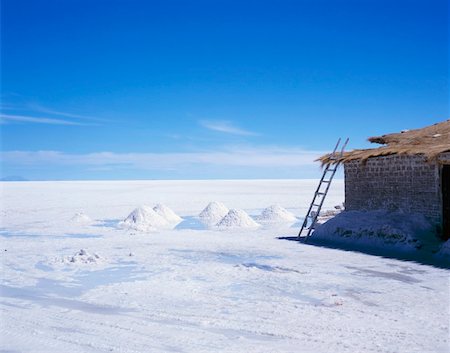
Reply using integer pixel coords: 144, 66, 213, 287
439, 152, 450, 164
344, 154, 442, 226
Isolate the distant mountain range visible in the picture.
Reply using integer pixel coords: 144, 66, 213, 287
0, 176, 29, 181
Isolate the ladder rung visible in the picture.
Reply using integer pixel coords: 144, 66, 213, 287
312, 203, 321, 207
316, 192, 326, 196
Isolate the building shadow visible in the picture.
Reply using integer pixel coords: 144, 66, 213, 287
277, 236, 450, 269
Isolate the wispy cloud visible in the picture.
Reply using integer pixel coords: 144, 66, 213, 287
199, 120, 259, 136
30, 104, 109, 123
0, 146, 325, 170
0, 99, 107, 125
0, 114, 86, 126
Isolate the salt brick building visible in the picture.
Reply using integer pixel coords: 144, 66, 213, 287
321, 120, 450, 239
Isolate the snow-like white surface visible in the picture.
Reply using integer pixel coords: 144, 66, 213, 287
256, 204, 297, 223
119, 205, 170, 231
70, 211, 92, 224
216, 209, 260, 229
199, 201, 230, 225
0, 179, 449, 353
153, 203, 183, 224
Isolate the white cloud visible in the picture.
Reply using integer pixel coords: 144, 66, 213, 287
0, 100, 107, 125
0, 146, 325, 171
30, 104, 109, 123
0, 114, 85, 126
199, 120, 259, 136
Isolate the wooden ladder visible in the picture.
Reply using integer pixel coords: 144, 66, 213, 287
298, 138, 349, 242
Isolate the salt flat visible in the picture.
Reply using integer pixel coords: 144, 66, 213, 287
0, 180, 448, 353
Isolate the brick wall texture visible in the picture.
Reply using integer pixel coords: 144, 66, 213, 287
344, 154, 447, 226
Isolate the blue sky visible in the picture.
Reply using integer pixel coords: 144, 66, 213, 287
1, 0, 448, 180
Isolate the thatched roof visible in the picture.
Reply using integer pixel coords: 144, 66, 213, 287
319, 119, 450, 164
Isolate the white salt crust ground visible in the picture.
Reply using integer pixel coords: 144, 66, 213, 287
70, 211, 92, 224
1, 180, 449, 353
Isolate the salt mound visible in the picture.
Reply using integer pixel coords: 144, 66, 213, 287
67, 249, 102, 264
436, 240, 450, 259
256, 205, 297, 223
216, 209, 260, 229
312, 210, 435, 251
153, 204, 182, 224
199, 201, 229, 225
119, 205, 170, 232
70, 212, 92, 224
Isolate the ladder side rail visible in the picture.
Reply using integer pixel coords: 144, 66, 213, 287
298, 195, 320, 236
298, 163, 335, 237
316, 164, 339, 212
306, 164, 336, 237
330, 138, 341, 157
340, 138, 349, 155
298, 137, 348, 241
319, 162, 340, 205
305, 161, 341, 239
312, 138, 347, 220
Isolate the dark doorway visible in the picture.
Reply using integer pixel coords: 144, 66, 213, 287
443, 165, 450, 240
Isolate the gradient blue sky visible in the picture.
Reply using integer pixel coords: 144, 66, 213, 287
1, 0, 448, 180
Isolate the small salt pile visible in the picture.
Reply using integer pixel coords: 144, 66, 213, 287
68, 249, 102, 264
119, 205, 170, 232
256, 205, 297, 223
153, 204, 182, 224
199, 201, 229, 225
216, 209, 260, 229
70, 212, 92, 224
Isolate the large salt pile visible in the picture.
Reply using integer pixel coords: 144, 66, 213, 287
70, 211, 92, 224
199, 201, 229, 225
256, 205, 297, 223
119, 205, 170, 232
216, 209, 260, 229
312, 210, 435, 251
153, 204, 182, 224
